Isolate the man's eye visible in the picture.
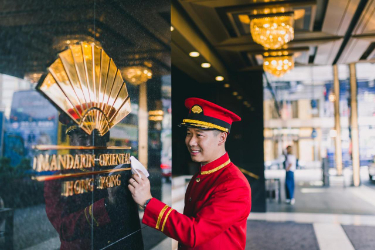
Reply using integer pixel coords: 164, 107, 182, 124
197, 134, 203, 137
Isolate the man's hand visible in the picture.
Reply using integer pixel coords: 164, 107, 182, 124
128, 171, 153, 207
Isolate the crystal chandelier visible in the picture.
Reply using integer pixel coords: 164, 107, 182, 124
52, 35, 101, 51
121, 66, 152, 85
263, 56, 294, 77
250, 15, 294, 49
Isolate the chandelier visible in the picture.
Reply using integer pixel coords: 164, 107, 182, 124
250, 15, 294, 49
52, 35, 101, 51
263, 56, 294, 77
121, 66, 152, 85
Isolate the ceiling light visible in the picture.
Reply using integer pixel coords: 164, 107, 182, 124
171, 26, 174, 31
121, 66, 152, 85
224, 83, 230, 88
189, 51, 200, 57
215, 76, 224, 81
24, 72, 43, 84
148, 110, 164, 116
237, 96, 243, 100
149, 115, 163, 121
201, 63, 211, 68
263, 56, 294, 77
250, 14, 294, 49
233, 92, 238, 96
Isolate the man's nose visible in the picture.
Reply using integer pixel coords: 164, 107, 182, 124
188, 136, 198, 147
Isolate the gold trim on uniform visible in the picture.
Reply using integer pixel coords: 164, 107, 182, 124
84, 206, 93, 226
88, 204, 99, 227
156, 205, 169, 230
182, 119, 228, 132
161, 208, 174, 232
201, 159, 231, 175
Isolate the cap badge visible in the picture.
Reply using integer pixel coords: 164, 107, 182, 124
191, 105, 203, 114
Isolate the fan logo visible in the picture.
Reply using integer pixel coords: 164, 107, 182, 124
37, 42, 131, 136
31, 42, 134, 197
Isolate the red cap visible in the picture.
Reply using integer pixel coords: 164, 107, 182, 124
180, 97, 241, 132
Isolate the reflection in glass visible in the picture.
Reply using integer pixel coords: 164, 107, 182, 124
43, 115, 143, 249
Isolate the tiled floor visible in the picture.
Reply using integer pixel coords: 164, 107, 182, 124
246, 220, 319, 250
244, 168, 375, 250
342, 225, 375, 250
265, 169, 375, 215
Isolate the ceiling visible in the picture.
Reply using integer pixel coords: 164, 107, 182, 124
0, 0, 170, 80
171, 0, 375, 84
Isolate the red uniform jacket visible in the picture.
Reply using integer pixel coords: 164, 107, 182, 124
143, 153, 251, 249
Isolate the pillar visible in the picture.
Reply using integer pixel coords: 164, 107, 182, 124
138, 82, 148, 168
333, 65, 343, 175
349, 63, 360, 187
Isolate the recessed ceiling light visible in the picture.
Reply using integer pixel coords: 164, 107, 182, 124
215, 76, 224, 81
189, 51, 200, 57
237, 96, 243, 100
201, 63, 211, 68
171, 26, 174, 31
233, 91, 238, 96
224, 83, 230, 88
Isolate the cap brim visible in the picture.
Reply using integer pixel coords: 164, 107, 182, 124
179, 121, 228, 132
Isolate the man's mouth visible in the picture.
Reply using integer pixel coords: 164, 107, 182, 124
190, 149, 201, 156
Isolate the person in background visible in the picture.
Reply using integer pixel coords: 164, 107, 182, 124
128, 97, 251, 250
285, 145, 296, 205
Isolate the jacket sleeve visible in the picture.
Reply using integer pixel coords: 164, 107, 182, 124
142, 178, 251, 248
44, 180, 111, 241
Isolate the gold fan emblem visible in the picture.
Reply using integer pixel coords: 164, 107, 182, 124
191, 105, 203, 114
37, 42, 131, 136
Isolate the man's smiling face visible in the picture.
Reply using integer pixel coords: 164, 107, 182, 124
185, 127, 225, 165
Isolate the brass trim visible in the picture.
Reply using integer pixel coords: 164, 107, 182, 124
201, 159, 231, 175
32, 167, 131, 181
32, 145, 131, 150
182, 119, 228, 132
161, 208, 173, 232
156, 205, 169, 230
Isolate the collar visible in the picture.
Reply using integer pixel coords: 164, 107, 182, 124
200, 152, 231, 175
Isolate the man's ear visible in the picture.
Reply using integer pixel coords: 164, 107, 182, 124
218, 132, 228, 146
